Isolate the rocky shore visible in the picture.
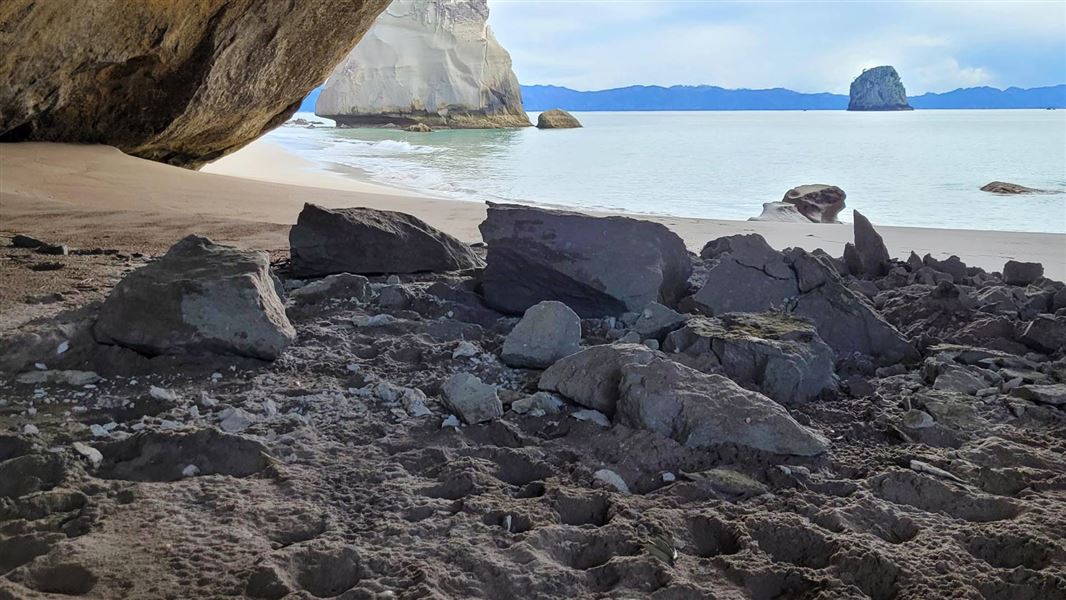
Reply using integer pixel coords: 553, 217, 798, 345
2, 200, 1064, 599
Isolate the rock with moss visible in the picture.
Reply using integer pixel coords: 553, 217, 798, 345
663, 313, 837, 405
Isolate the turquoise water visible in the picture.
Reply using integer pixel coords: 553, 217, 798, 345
270, 110, 1066, 234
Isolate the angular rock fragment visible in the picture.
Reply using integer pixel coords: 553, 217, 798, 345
478, 203, 691, 317
1011, 384, 1066, 406
1019, 316, 1066, 354
442, 373, 503, 424
1003, 260, 1044, 286
93, 235, 295, 360
691, 235, 797, 315
289, 204, 483, 277
663, 313, 837, 405
501, 301, 581, 368
848, 210, 891, 277
290, 273, 371, 305
633, 302, 687, 339
616, 358, 828, 456
539, 344, 656, 415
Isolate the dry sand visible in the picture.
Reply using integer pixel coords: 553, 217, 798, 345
2, 141, 1063, 279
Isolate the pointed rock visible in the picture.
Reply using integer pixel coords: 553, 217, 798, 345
852, 210, 891, 276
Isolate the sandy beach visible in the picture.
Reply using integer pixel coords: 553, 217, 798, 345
2, 140, 1063, 279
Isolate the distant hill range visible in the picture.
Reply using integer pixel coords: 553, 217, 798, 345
519, 84, 1066, 111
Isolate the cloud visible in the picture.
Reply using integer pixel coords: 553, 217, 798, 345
488, 0, 1066, 93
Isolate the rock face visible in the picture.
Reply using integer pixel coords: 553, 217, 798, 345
848, 66, 913, 111
663, 314, 837, 405
0, 0, 391, 168
316, 0, 529, 129
93, 235, 295, 360
501, 301, 582, 368
780, 185, 846, 223
536, 109, 582, 129
616, 358, 829, 456
478, 203, 692, 317
289, 204, 483, 277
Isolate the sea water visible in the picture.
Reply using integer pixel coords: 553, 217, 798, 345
269, 110, 1066, 234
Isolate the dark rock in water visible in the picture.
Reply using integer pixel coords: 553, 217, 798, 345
404, 123, 432, 132
1019, 316, 1066, 354
536, 109, 582, 129
781, 185, 845, 223
478, 202, 691, 317
500, 301, 581, 368
748, 201, 811, 223
848, 66, 913, 111
692, 236, 797, 314
94, 235, 295, 360
289, 203, 484, 277
0, 0, 392, 168
539, 343, 655, 415
663, 313, 837, 405
980, 181, 1059, 195
1003, 260, 1044, 286
616, 357, 829, 456
11, 234, 45, 248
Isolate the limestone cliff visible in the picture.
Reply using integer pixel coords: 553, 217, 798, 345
0, 0, 391, 168
848, 66, 913, 111
316, 0, 530, 128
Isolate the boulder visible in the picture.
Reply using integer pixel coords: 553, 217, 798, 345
780, 185, 845, 223
501, 301, 582, 368
980, 182, 1058, 195
0, 0, 392, 168
539, 344, 656, 415
691, 236, 797, 315
93, 235, 295, 360
923, 255, 968, 281
536, 109, 582, 129
849, 210, 891, 277
478, 202, 692, 317
1003, 260, 1044, 286
290, 273, 371, 305
289, 203, 483, 277
1019, 316, 1066, 354
441, 373, 503, 424
1011, 384, 1066, 406
404, 123, 432, 133
749, 201, 811, 223
633, 302, 687, 339
662, 313, 837, 405
847, 66, 912, 111
316, 0, 530, 129
616, 358, 829, 456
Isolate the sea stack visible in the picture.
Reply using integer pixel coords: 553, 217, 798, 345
848, 66, 913, 111
316, 0, 530, 129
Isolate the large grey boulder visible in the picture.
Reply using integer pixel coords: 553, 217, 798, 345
780, 185, 845, 223
441, 373, 503, 424
617, 358, 829, 456
93, 235, 295, 360
847, 66, 912, 111
688, 239, 916, 364
289, 203, 483, 277
845, 210, 891, 277
663, 313, 837, 405
539, 343, 656, 415
692, 235, 798, 315
1003, 260, 1044, 286
478, 203, 692, 317
501, 301, 582, 368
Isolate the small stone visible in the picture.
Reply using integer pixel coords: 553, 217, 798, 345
218, 407, 254, 433
353, 314, 395, 327
441, 373, 503, 424
149, 386, 179, 401
386, 275, 401, 285
22, 423, 39, 435
182, 464, 201, 478
452, 341, 479, 359
644, 339, 660, 351
159, 420, 182, 430
262, 399, 278, 416
661, 472, 676, 483
571, 409, 610, 428
72, 441, 102, 468
90, 423, 110, 438
617, 331, 641, 344
501, 301, 582, 369
902, 409, 934, 429
441, 415, 461, 429
1003, 260, 1043, 286
511, 391, 565, 415
593, 469, 630, 493
56, 341, 69, 355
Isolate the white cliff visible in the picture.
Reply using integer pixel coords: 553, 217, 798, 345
316, 0, 530, 128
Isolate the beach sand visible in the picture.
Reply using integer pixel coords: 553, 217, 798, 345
2, 140, 1063, 279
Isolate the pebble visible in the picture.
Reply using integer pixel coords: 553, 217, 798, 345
72, 441, 102, 468
149, 386, 179, 401
90, 423, 110, 438
56, 341, 70, 355
182, 464, 201, 478
452, 341, 479, 359
593, 468, 630, 493
571, 409, 610, 427
441, 415, 461, 429
22, 423, 39, 435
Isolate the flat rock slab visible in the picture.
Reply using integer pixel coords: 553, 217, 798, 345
93, 235, 295, 360
478, 202, 691, 317
289, 203, 483, 277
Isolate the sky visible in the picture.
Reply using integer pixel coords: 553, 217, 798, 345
488, 0, 1066, 94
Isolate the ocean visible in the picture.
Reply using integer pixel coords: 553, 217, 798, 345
269, 110, 1066, 234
